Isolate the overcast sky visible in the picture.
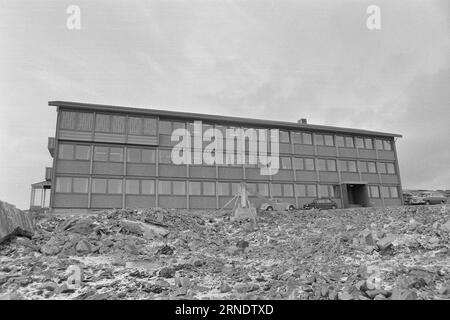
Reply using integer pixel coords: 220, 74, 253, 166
0, 0, 449, 209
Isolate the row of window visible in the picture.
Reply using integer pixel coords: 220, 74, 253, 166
369, 185, 399, 198
60, 111, 158, 136
58, 144, 396, 174
60, 111, 393, 151
55, 177, 399, 199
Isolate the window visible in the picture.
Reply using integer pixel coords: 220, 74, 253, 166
390, 187, 399, 198
338, 160, 347, 171
345, 137, 354, 148
173, 181, 186, 195
295, 184, 306, 197
355, 138, 364, 148
280, 131, 290, 143
304, 158, 315, 170
303, 133, 312, 145
270, 184, 282, 197
203, 182, 215, 195
218, 182, 230, 196
172, 121, 185, 130
128, 117, 143, 135
109, 148, 124, 162
73, 178, 88, 193
364, 138, 373, 149
306, 185, 317, 197
370, 186, 380, 198
108, 179, 122, 194
380, 186, 390, 198
314, 134, 324, 145
377, 162, 387, 174
283, 184, 294, 197
347, 161, 357, 172
386, 163, 395, 174
94, 146, 109, 161
142, 149, 156, 163
75, 145, 90, 160
327, 160, 337, 171
159, 121, 172, 134
293, 158, 304, 170
292, 132, 302, 144
383, 140, 392, 151
324, 135, 334, 146
317, 159, 327, 171
367, 162, 377, 173
126, 180, 140, 194
281, 157, 292, 169
58, 144, 74, 159
189, 182, 201, 195
231, 183, 240, 195
246, 183, 257, 194
336, 136, 345, 147
56, 177, 72, 193
318, 185, 329, 197
141, 180, 155, 195
375, 139, 383, 150
95, 114, 110, 132
127, 148, 141, 163
257, 183, 269, 196
92, 179, 107, 193
358, 162, 367, 173
158, 181, 171, 195
143, 118, 158, 135
159, 149, 172, 164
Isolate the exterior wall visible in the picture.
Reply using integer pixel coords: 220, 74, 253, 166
50, 107, 403, 210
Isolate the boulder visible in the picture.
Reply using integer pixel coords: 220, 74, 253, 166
376, 235, 396, 251
120, 219, 169, 239
0, 201, 34, 243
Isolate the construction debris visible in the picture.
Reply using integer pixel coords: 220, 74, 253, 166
0, 200, 34, 243
0, 204, 449, 300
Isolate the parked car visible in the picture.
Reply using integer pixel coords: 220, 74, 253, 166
303, 198, 338, 210
410, 192, 447, 205
402, 192, 413, 205
260, 199, 296, 212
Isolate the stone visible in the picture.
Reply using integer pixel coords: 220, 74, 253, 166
76, 239, 91, 254
373, 294, 386, 300
121, 219, 169, 239
376, 235, 396, 251
366, 289, 388, 299
220, 282, 232, 293
159, 267, 175, 278
338, 292, 354, 300
391, 288, 417, 300
236, 240, 249, 250
41, 281, 58, 291
428, 236, 440, 244
360, 229, 376, 246
0, 200, 34, 243
156, 245, 174, 255
441, 220, 450, 232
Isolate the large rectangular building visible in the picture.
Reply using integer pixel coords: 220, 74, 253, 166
31, 101, 403, 212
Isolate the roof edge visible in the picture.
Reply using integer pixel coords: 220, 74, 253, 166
49, 101, 402, 138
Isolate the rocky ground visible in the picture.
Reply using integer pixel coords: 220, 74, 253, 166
0, 205, 449, 300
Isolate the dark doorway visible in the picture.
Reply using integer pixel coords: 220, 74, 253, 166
344, 183, 369, 207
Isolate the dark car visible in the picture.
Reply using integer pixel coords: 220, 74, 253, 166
303, 198, 338, 210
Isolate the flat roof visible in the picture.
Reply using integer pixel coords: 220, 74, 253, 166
49, 101, 402, 138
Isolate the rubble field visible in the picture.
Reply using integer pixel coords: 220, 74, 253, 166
0, 204, 449, 300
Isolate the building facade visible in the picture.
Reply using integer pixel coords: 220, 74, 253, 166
32, 101, 403, 212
